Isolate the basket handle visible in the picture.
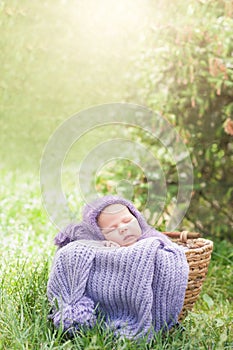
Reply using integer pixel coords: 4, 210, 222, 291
162, 231, 201, 243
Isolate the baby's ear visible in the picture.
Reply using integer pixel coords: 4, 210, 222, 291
54, 223, 83, 248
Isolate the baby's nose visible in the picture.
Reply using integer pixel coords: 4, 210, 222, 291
118, 224, 128, 234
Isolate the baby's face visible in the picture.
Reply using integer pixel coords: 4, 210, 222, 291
97, 204, 142, 246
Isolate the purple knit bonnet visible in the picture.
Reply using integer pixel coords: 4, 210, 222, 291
55, 195, 159, 248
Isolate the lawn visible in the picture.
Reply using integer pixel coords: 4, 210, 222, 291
0, 170, 232, 350
1, 1, 233, 348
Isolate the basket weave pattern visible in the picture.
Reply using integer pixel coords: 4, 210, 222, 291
163, 231, 214, 321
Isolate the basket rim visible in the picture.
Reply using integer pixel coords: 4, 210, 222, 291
184, 238, 213, 251
173, 237, 213, 253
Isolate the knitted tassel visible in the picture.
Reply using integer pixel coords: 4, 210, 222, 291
47, 241, 96, 331
52, 297, 96, 330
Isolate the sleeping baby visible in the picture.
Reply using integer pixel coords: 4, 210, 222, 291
80, 203, 143, 248
54, 195, 172, 249
48, 195, 188, 339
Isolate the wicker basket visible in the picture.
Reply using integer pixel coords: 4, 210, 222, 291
163, 231, 214, 321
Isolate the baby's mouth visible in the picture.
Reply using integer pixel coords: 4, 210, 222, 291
123, 235, 135, 241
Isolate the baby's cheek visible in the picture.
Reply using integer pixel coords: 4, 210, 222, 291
131, 221, 142, 236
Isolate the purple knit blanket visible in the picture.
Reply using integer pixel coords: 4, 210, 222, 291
47, 237, 189, 339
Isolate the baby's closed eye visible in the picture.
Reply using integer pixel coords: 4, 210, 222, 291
122, 216, 134, 223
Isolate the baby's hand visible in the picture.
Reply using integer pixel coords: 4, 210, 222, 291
104, 240, 120, 248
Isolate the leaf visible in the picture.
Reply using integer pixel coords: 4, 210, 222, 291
203, 293, 214, 309
215, 318, 225, 327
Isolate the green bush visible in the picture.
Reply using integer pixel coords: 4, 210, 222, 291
127, 0, 233, 240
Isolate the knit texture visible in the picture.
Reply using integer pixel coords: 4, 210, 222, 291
47, 237, 189, 338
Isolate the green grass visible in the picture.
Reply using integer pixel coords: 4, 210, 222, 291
0, 169, 232, 349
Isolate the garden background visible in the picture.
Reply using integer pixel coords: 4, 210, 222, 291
0, 0, 232, 349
